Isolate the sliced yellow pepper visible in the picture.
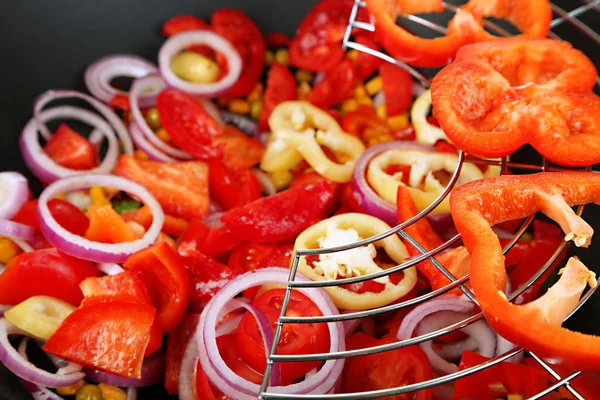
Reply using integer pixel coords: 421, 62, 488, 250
4, 296, 75, 340
412, 89, 449, 145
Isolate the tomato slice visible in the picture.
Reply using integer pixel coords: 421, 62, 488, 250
43, 124, 98, 170
379, 63, 413, 117
289, 171, 340, 216
115, 155, 210, 220
209, 160, 261, 210
165, 313, 200, 394
44, 301, 155, 379
124, 243, 190, 333
259, 62, 297, 132
257, 244, 293, 270
0, 248, 98, 306
211, 9, 265, 98
228, 242, 283, 299
352, 33, 383, 80
235, 289, 330, 383
13, 199, 89, 236
342, 334, 432, 400
264, 32, 290, 47
161, 15, 211, 37
307, 59, 357, 109
178, 219, 243, 257
156, 88, 223, 160
213, 125, 265, 170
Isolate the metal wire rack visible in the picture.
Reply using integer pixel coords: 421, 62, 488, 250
258, 1, 600, 398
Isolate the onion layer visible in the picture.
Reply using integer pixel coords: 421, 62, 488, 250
84, 349, 165, 387
0, 172, 29, 220
0, 220, 35, 242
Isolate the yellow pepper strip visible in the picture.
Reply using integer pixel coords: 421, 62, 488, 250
294, 213, 416, 310
365, 76, 383, 96
412, 89, 449, 145
57, 380, 86, 396
4, 296, 75, 340
387, 112, 410, 131
89, 186, 111, 207
366, 149, 484, 214
0, 238, 20, 263
98, 383, 127, 400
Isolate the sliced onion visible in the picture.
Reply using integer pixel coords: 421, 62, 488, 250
203, 211, 224, 229
426, 213, 455, 234
84, 349, 165, 387
33, 90, 133, 154
126, 388, 137, 400
129, 74, 193, 160
215, 313, 244, 337
159, 31, 242, 97
178, 336, 199, 400
0, 319, 84, 388
222, 111, 260, 137
252, 168, 276, 196
351, 141, 435, 226
97, 263, 124, 276
0, 220, 35, 241
20, 105, 120, 184
0, 172, 29, 220
17, 338, 65, 400
197, 267, 344, 399
129, 122, 176, 162
84, 55, 158, 107
38, 174, 164, 263
495, 334, 523, 364
202, 100, 225, 128
64, 191, 91, 211
0, 305, 10, 317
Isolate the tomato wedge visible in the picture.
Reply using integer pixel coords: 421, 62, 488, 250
259, 62, 296, 132
161, 15, 211, 37
379, 63, 413, 116
43, 124, 98, 170
178, 219, 243, 257
209, 160, 261, 210
165, 313, 200, 394
307, 59, 357, 109
213, 125, 265, 170
13, 199, 89, 236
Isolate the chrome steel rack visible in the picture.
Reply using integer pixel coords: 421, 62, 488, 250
258, 1, 600, 398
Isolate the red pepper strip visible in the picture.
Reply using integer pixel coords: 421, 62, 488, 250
365, 0, 478, 67
450, 172, 600, 369
259, 62, 297, 132
307, 59, 357, 109
396, 185, 470, 294
431, 39, 600, 167
379, 62, 413, 117
351, 33, 383, 81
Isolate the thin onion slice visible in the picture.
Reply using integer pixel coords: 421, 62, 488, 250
0, 220, 35, 242
84, 349, 165, 387
158, 31, 242, 97
17, 339, 66, 400
0, 172, 29, 220
197, 267, 344, 399
178, 336, 199, 400
38, 174, 164, 263
84, 54, 158, 107
97, 263, 124, 276
129, 122, 176, 163
20, 106, 120, 183
251, 168, 276, 196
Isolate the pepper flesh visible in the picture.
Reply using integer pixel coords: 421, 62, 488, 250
450, 172, 600, 369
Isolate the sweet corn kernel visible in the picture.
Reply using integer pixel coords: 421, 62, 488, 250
274, 49, 289, 66
156, 128, 171, 143
269, 170, 294, 191
365, 76, 383, 95
228, 99, 250, 114
295, 70, 314, 83
54, 193, 65, 200
357, 96, 373, 106
250, 101, 263, 120
297, 82, 312, 100
376, 104, 387, 120
0, 238, 20, 263
265, 50, 274, 66
134, 150, 149, 160
354, 85, 368, 100
104, 187, 119, 195
98, 383, 127, 400
247, 83, 264, 102
145, 108, 162, 131
341, 98, 359, 114
57, 380, 86, 396
347, 50, 359, 60
387, 112, 410, 130
367, 138, 379, 147
90, 186, 110, 207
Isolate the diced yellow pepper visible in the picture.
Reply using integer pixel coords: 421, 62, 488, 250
265, 50, 274, 66
229, 99, 250, 114
98, 383, 127, 400
247, 82, 264, 102
57, 380, 86, 396
156, 128, 171, 143
134, 150, 149, 160
357, 96, 373, 106
387, 112, 410, 131
341, 98, 359, 114
297, 82, 312, 100
5, 296, 76, 340
0, 238, 20, 263
90, 186, 111, 207
250, 101, 263, 120
365, 76, 383, 96
354, 85, 368, 100
274, 49, 289, 66
376, 104, 387, 120
269, 170, 294, 191
346, 50, 359, 60
295, 70, 314, 83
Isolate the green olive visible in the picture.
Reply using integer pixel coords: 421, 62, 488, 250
76, 384, 103, 400
145, 108, 162, 131
170, 51, 220, 83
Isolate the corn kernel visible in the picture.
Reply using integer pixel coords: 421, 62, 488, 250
387, 112, 410, 131
98, 383, 127, 400
354, 85, 368, 100
250, 101, 263, 120
156, 128, 171, 143
104, 187, 119, 195
295, 70, 314, 83
265, 50, 274, 66
357, 96, 373, 106
90, 186, 110, 207
341, 98, 359, 114
365, 76, 383, 96
54, 193, 65, 200
247, 83, 264, 102
297, 82, 312, 100
269, 170, 294, 191
274, 49, 289, 66
347, 50, 359, 60
145, 108, 162, 131
57, 380, 86, 396
228, 99, 250, 114
0, 238, 20, 263
367, 138, 379, 147
507, 395, 524, 400
376, 104, 387, 120
521, 232, 533, 242
134, 150, 149, 160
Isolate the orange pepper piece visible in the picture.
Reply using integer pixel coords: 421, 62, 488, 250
84, 205, 136, 244
122, 205, 189, 237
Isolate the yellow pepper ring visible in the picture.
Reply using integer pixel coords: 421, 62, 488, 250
294, 213, 416, 310
412, 89, 449, 145
367, 149, 484, 215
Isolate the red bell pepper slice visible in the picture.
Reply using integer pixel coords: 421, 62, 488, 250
124, 243, 190, 333
44, 301, 155, 379
221, 180, 336, 243
211, 9, 265, 98
209, 160, 261, 210
431, 39, 600, 167
161, 15, 211, 37
341, 105, 390, 139
351, 34, 383, 81
0, 248, 98, 306
14, 199, 89, 236
43, 124, 98, 170
115, 155, 210, 220
379, 63, 413, 117
178, 219, 243, 257
264, 32, 290, 47
307, 59, 357, 109
213, 125, 265, 170
122, 205, 189, 237
259, 62, 296, 132
80, 271, 153, 306
164, 312, 200, 394
450, 172, 600, 369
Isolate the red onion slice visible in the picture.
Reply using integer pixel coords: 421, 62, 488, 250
97, 263, 124, 276
38, 174, 164, 263
126, 388, 137, 400
202, 100, 225, 128
0, 319, 84, 388
197, 267, 344, 399
84, 55, 158, 107
0, 220, 35, 241
129, 122, 176, 163
17, 339, 64, 400
33, 90, 133, 154
84, 349, 165, 387
0, 172, 29, 220
158, 31, 242, 97
251, 168, 276, 196
21, 106, 120, 183
178, 336, 199, 400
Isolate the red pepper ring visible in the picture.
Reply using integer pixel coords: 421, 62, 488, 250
450, 172, 600, 370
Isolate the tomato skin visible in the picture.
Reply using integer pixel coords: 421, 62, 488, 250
44, 124, 98, 171
264, 32, 290, 47
209, 160, 261, 210
44, 301, 155, 379
259, 62, 297, 132
257, 244, 293, 269
162, 15, 211, 37
13, 199, 89, 236
179, 219, 243, 257
214, 125, 265, 170
342, 334, 432, 400
165, 313, 200, 394
289, 171, 340, 216
0, 248, 98, 306
379, 63, 413, 116
108, 94, 130, 111
307, 59, 357, 109
235, 289, 330, 383
352, 34, 383, 80
341, 105, 390, 138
